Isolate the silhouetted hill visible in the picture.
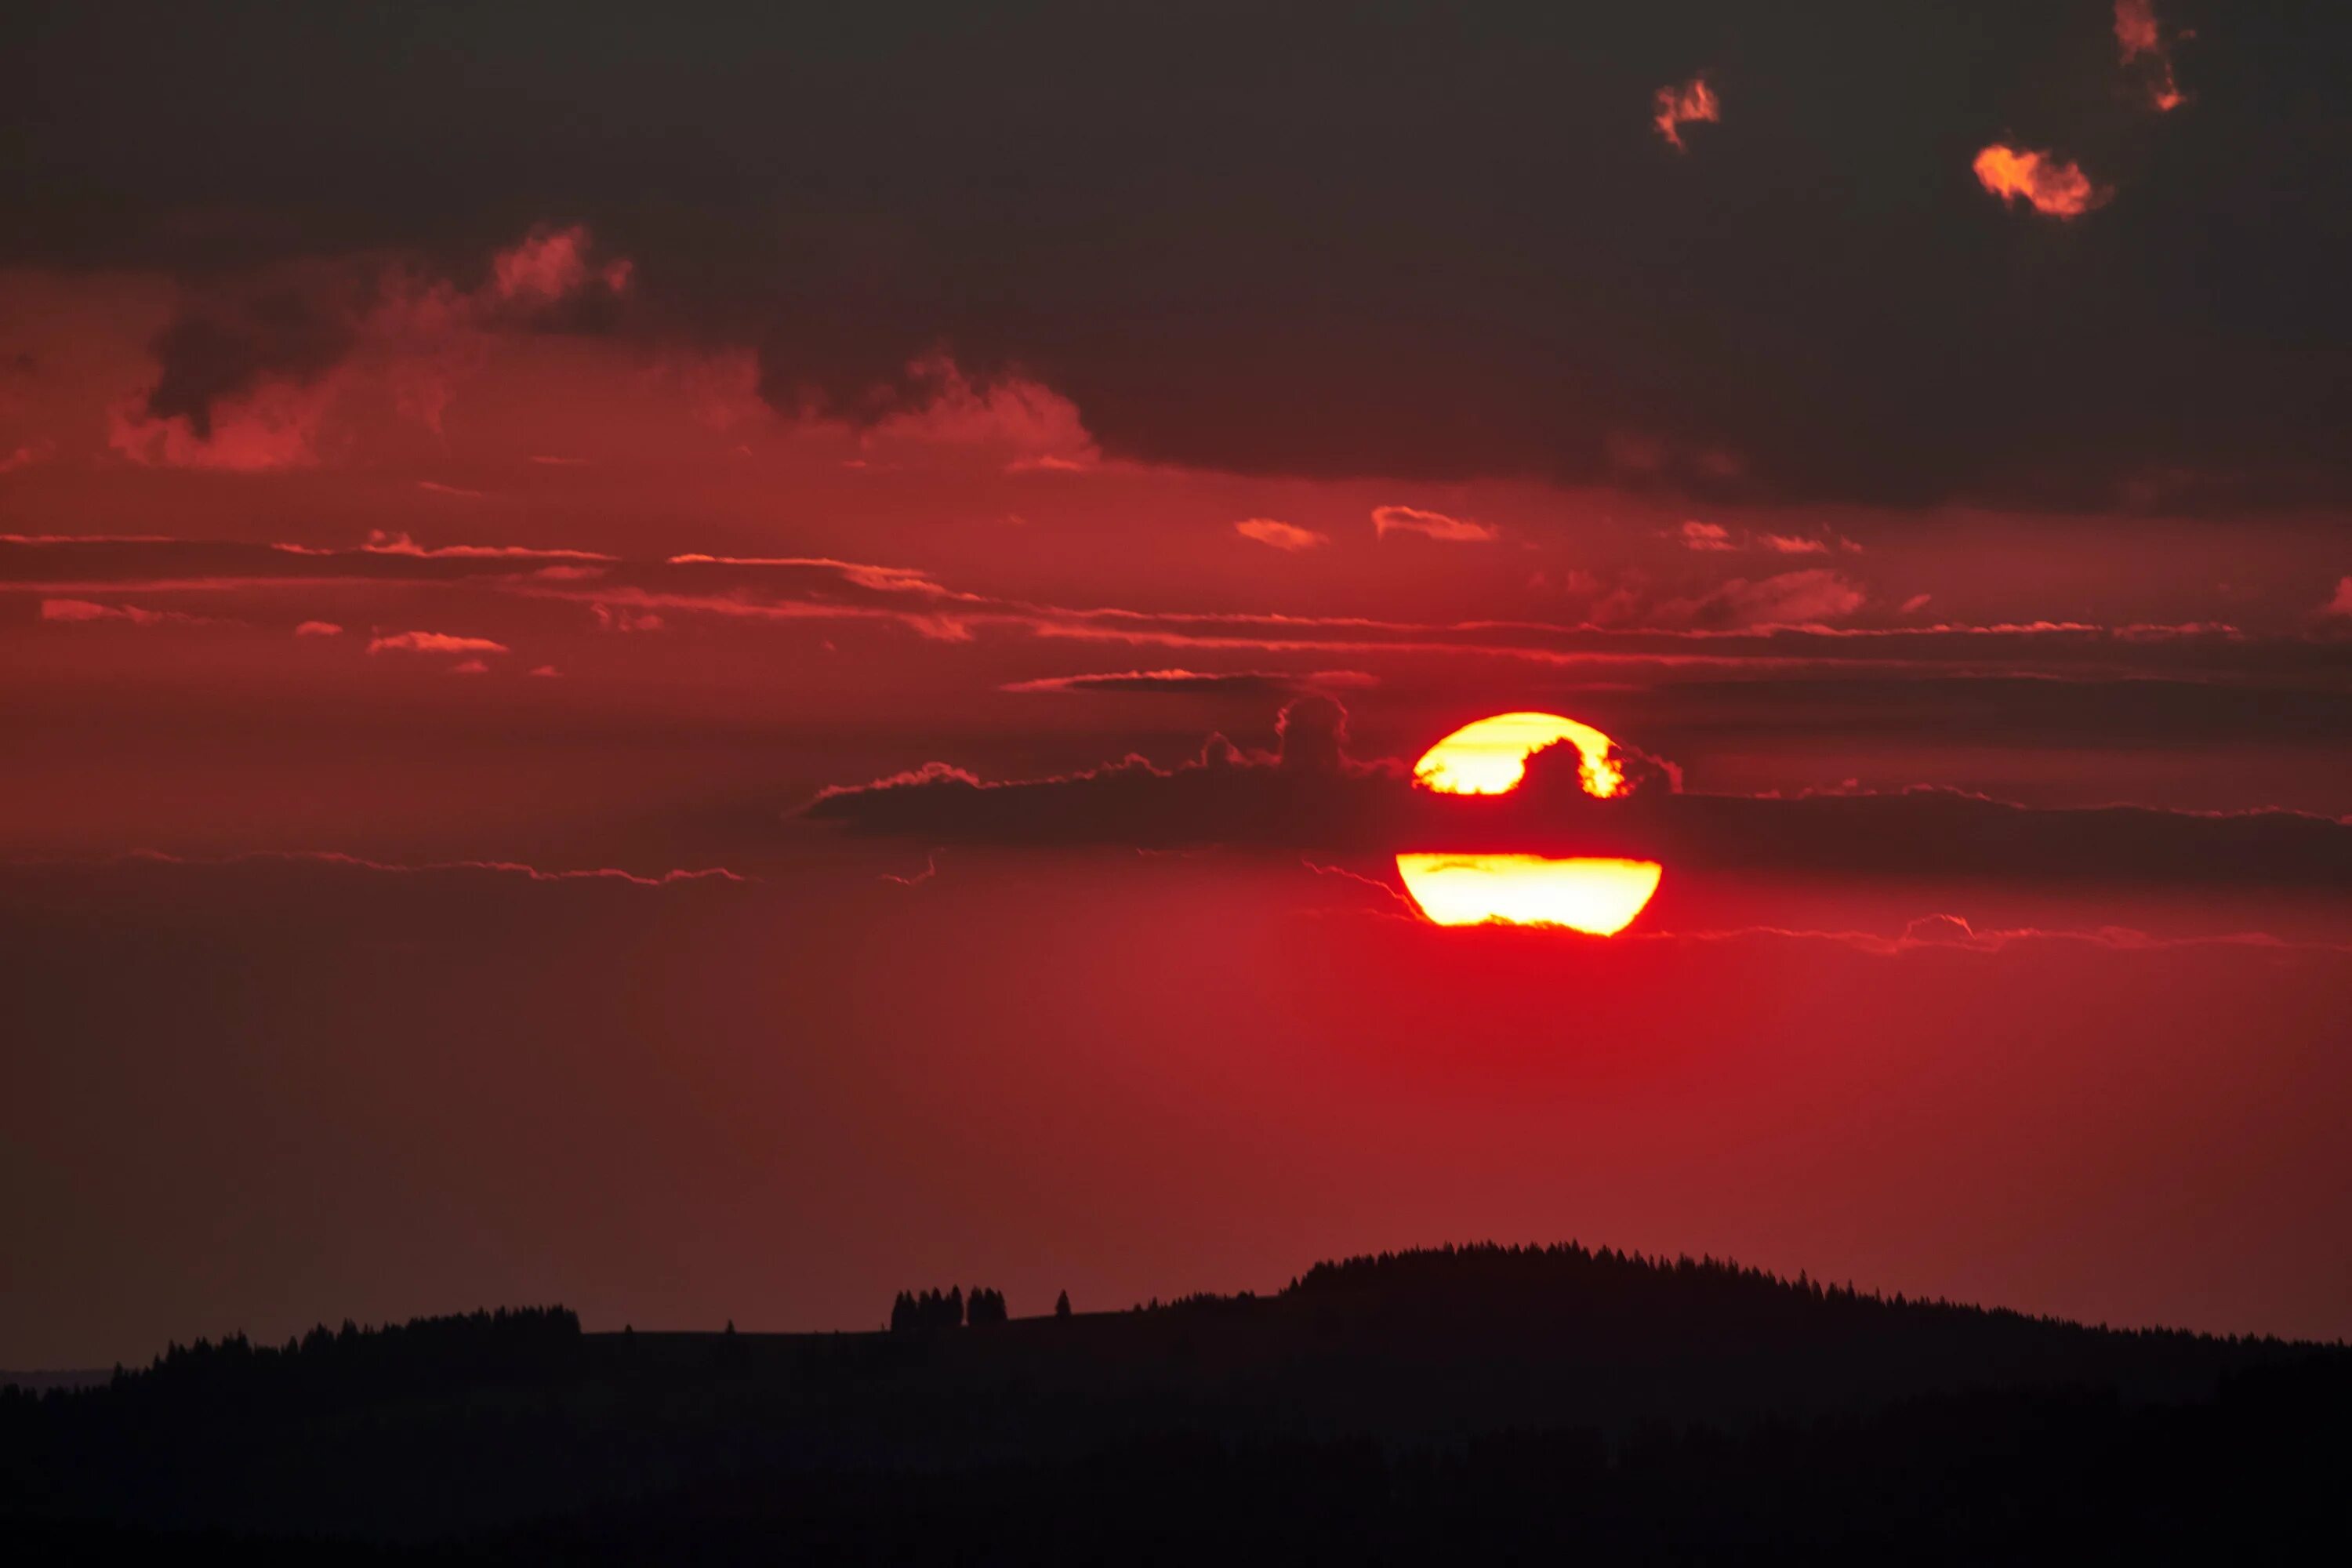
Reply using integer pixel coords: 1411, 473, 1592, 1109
5, 1244, 2347, 1563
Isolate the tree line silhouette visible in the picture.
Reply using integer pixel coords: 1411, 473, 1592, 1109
888, 1286, 1010, 1330
5, 1246, 2343, 1559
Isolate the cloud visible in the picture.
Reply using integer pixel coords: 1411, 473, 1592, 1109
38, 597, 217, 627
1900, 593, 1933, 615
1653, 74, 1719, 151
11, 534, 2336, 688
1650, 569, 1867, 630
0, 439, 56, 473
32, 848, 748, 888
1373, 505, 1497, 543
11, 11, 2352, 512
1235, 518, 1329, 551
1002, 669, 1378, 696
590, 603, 665, 633
1973, 145, 2108, 220
364, 630, 510, 656
107, 224, 635, 467
292, 620, 343, 637
2114, 1, 2187, 113
807, 699, 2352, 891
858, 353, 1099, 470
1675, 521, 1858, 557
492, 224, 633, 306
2326, 578, 2352, 617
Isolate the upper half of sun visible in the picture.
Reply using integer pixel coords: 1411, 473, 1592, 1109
1411, 712, 1625, 800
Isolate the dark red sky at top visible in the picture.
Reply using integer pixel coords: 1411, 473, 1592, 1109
3, 1, 2350, 1366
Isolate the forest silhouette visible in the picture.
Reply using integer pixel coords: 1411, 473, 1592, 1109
5, 1243, 2346, 1561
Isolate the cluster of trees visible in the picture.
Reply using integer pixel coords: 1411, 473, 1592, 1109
889, 1287, 1007, 1331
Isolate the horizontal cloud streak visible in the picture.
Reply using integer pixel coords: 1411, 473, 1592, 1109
807, 701, 2352, 891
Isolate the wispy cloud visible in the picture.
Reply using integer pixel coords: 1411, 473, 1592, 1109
1372, 505, 1497, 543
1653, 74, 1719, 151
2114, 0, 2187, 113
1235, 518, 1329, 551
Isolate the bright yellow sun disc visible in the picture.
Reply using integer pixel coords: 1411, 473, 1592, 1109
1399, 711, 1661, 934
1413, 711, 1624, 798
1395, 854, 1663, 935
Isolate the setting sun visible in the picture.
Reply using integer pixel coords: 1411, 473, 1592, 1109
1400, 712, 1661, 933
1413, 712, 1626, 798
1395, 853, 1664, 935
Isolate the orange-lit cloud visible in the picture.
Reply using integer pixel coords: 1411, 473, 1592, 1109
1973, 145, 2108, 220
365, 630, 510, 657
1372, 505, 1497, 543
293, 620, 344, 637
2115, 1, 2187, 113
1678, 520, 1735, 552
1653, 74, 1719, 151
1235, 518, 1329, 551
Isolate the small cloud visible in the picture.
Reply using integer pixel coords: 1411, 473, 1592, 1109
1653, 568, 1866, 630
1759, 533, 1826, 555
1973, 144, 2108, 219
365, 630, 510, 657
492, 224, 633, 307
1004, 453, 1091, 474
0, 439, 56, 473
293, 620, 344, 637
2114, 0, 2187, 113
416, 480, 488, 499
1653, 74, 1719, 151
528, 455, 591, 466
1900, 593, 1934, 615
1235, 518, 1330, 552
590, 603, 665, 633
1372, 504, 1497, 543
448, 659, 492, 675
528, 663, 563, 677
2324, 577, 2352, 617
1677, 520, 1736, 552
1902, 913, 1979, 946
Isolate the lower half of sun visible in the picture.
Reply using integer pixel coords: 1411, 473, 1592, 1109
1398, 713, 1664, 936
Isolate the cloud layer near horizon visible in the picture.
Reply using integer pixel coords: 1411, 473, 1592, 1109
807, 698, 2352, 891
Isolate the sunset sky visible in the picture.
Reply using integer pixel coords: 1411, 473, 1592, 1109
5, 2, 2350, 1367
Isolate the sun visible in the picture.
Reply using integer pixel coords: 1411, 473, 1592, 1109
1398, 711, 1662, 935
1411, 711, 1625, 798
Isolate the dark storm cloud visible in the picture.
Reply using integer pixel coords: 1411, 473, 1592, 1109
805, 699, 2352, 890
5, 2, 2347, 510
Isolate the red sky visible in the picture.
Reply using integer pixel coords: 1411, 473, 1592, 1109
4, 1, 2350, 1366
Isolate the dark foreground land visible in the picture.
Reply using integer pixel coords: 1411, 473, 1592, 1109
6, 1244, 2348, 1563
